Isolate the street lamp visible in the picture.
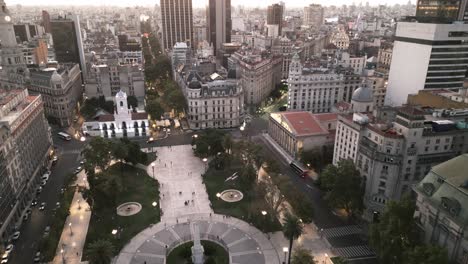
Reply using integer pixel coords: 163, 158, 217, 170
151, 162, 155, 177
60, 248, 65, 264
282, 247, 288, 264
152, 201, 157, 207
69, 223, 73, 236
193, 134, 198, 139
80, 136, 86, 142
216, 193, 221, 199
202, 158, 208, 172
77, 199, 81, 210
261, 210, 267, 216
111, 229, 118, 235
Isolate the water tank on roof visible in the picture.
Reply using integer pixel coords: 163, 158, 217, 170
353, 113, 369, 125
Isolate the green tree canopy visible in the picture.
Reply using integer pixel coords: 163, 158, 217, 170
370, 196, 420, 264
145, 100, 165, 120
320, 160, 364, 217
405, 245, 449, 264
192, 129, 226, 157
87, 239, 115, 264
292, 247, 316, 264
126, 95, 138, 110
82, 137, 113, 172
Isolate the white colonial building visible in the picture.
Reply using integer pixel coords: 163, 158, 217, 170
82, 91, 149, 138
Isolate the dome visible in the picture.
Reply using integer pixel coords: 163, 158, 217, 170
188, 80, 202, 89
352, 86, 373, 103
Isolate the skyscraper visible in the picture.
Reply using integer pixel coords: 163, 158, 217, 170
207, 0, 231, 56
385, 21, 468, 106
160, 0, 194, 51
416, 0, 468, 21
50, 14, 86, 78
303, 4, 324, 29
42, 10, 51, 33
267, 3, 283, 36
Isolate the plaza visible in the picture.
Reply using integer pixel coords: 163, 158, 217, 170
115, 145, 281, 264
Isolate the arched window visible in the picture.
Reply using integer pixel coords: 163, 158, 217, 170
120, 101, 124, 107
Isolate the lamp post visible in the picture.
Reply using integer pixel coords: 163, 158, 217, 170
216, 193, 221, 200
80, 136, 86, 142
77, 199, 81, 210
152, 201, 157, 207
282, 247, 288, 264
261, 210, 268, 233
202, 158, 208, 172
151, 162, 155, 177
68, 223, 73, 236
324, 253, 329, 264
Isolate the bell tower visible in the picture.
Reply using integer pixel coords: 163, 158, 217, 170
0, 0, 17, 48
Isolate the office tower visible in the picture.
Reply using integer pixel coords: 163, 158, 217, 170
385, 22, 468, 106
416, 0, 468, 22
303, 4, 324, 28
267, 3, 283, 36
207, 0, 231, 56
42, 10, 51, 33
160, 0, 194, 51
50, 14, 86, 78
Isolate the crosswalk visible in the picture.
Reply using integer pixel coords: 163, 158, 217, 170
321, 225, 362, 238
334, 245, 376, 258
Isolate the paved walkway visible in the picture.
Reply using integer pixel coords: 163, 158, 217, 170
115, 145, 280, 264
51, 170, 91, 264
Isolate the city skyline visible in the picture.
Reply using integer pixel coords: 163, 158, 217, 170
6, 0, 415, 7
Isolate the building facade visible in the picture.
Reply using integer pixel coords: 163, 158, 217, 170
0, 89, 52, 244
386, 21, 468, 106
413, 154, 468, 263
82, 91, 149, 138
303, 4, 324, 29
267, 3, 283, 36
268, 112, 337, 159
334, 106, 468, 221
416, 0, 468, 22
207, 0, 231, 56
160, 0, 194, 51
287, 53, 345, 113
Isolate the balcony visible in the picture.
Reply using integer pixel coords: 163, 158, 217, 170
407, 147, 417, 156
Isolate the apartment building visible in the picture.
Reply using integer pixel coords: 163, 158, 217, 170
0, 89, 52, 244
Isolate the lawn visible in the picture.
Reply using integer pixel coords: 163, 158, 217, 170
203, 162, 281, 233
83, 163, 160, 259
167, 240, 229, 264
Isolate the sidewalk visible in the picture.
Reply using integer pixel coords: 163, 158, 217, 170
51, 171, 91, 264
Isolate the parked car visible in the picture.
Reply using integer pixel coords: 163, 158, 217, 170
33, 252, 41, 262
74, 167, 82, 174
11, 231, 20, 241
1, 252, 8, 264
36, 187, 42, 195
22, 214, 28, 221
40, 180, 47, 187
43, 226, 50, 237
4, 244, 13, 254
31, 199, 38, 206
80, 160, 85, 165
38, 202, 46, 211
41, 174, 49, 181
52, 156, 58, 164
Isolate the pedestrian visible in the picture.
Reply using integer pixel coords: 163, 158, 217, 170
165, 163, 167, 167
76, 252, 79, 256
209, 213, 212, 217
176, 218, 178, 223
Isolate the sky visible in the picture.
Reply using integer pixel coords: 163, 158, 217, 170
6, 0, 414, 8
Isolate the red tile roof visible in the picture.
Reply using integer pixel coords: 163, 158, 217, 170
315, 113, 338, 122
98, 114, 115, 122
131, 112, 148, 120
281, 111, 328, 137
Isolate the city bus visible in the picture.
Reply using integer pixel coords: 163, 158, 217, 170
289, 161, 309, 178
57, 132, 71, 141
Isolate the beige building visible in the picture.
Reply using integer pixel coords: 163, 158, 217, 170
268, 111, 337, 158
229, 49, 282, 105
0, 89, 52, 244
414, 154, 468, 263
303, 4, 324, 29
330, 29, 350, 50
334, 106, 468, 221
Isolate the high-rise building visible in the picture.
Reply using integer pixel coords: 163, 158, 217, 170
50, 14, 86, 78
267, 3, 283, 36
0, 89, 52, 244
416, 0, 468, 22
303, 4, 324, 29
207, 0, 231, 56
385, 22, 468, 106
160, 0, 194, 51
42, 10, 51, 33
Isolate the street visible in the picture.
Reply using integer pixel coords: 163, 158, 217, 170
7, 130, 86, 264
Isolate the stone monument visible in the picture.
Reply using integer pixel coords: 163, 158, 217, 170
191, 222, 204, 264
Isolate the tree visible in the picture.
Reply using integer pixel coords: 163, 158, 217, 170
282, 213, 304, 264
87, 239, 115, 264
112, 141, 128, 175
301, 145, 333, 173
82, 137, 113, 172
292, 247, 316, 264
320, 160, 364, 217
145, 100, 164, 120
370, 196, 420, 264
192, 129, 226, 157
127, 95, 138, 111
405, 245, 449, 264
222, 134, 233, 155
256, 178, 287, 217
239, 163, 257, 191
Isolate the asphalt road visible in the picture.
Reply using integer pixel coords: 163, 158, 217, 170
7, 131, 86, 264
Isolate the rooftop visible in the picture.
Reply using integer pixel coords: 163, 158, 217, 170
271, 111, 334, 137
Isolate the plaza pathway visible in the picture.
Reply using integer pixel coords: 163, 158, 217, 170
116, 145, 281, 264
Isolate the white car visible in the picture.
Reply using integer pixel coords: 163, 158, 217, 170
11, 231, 20, 241
4, 244, 13, 254
39, 202, 46, 211
40, 180, 47, 187
74, 167, 82, 174
33, 252, 41, 262
1, 252, 8, 264
41, 174, 49, 181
